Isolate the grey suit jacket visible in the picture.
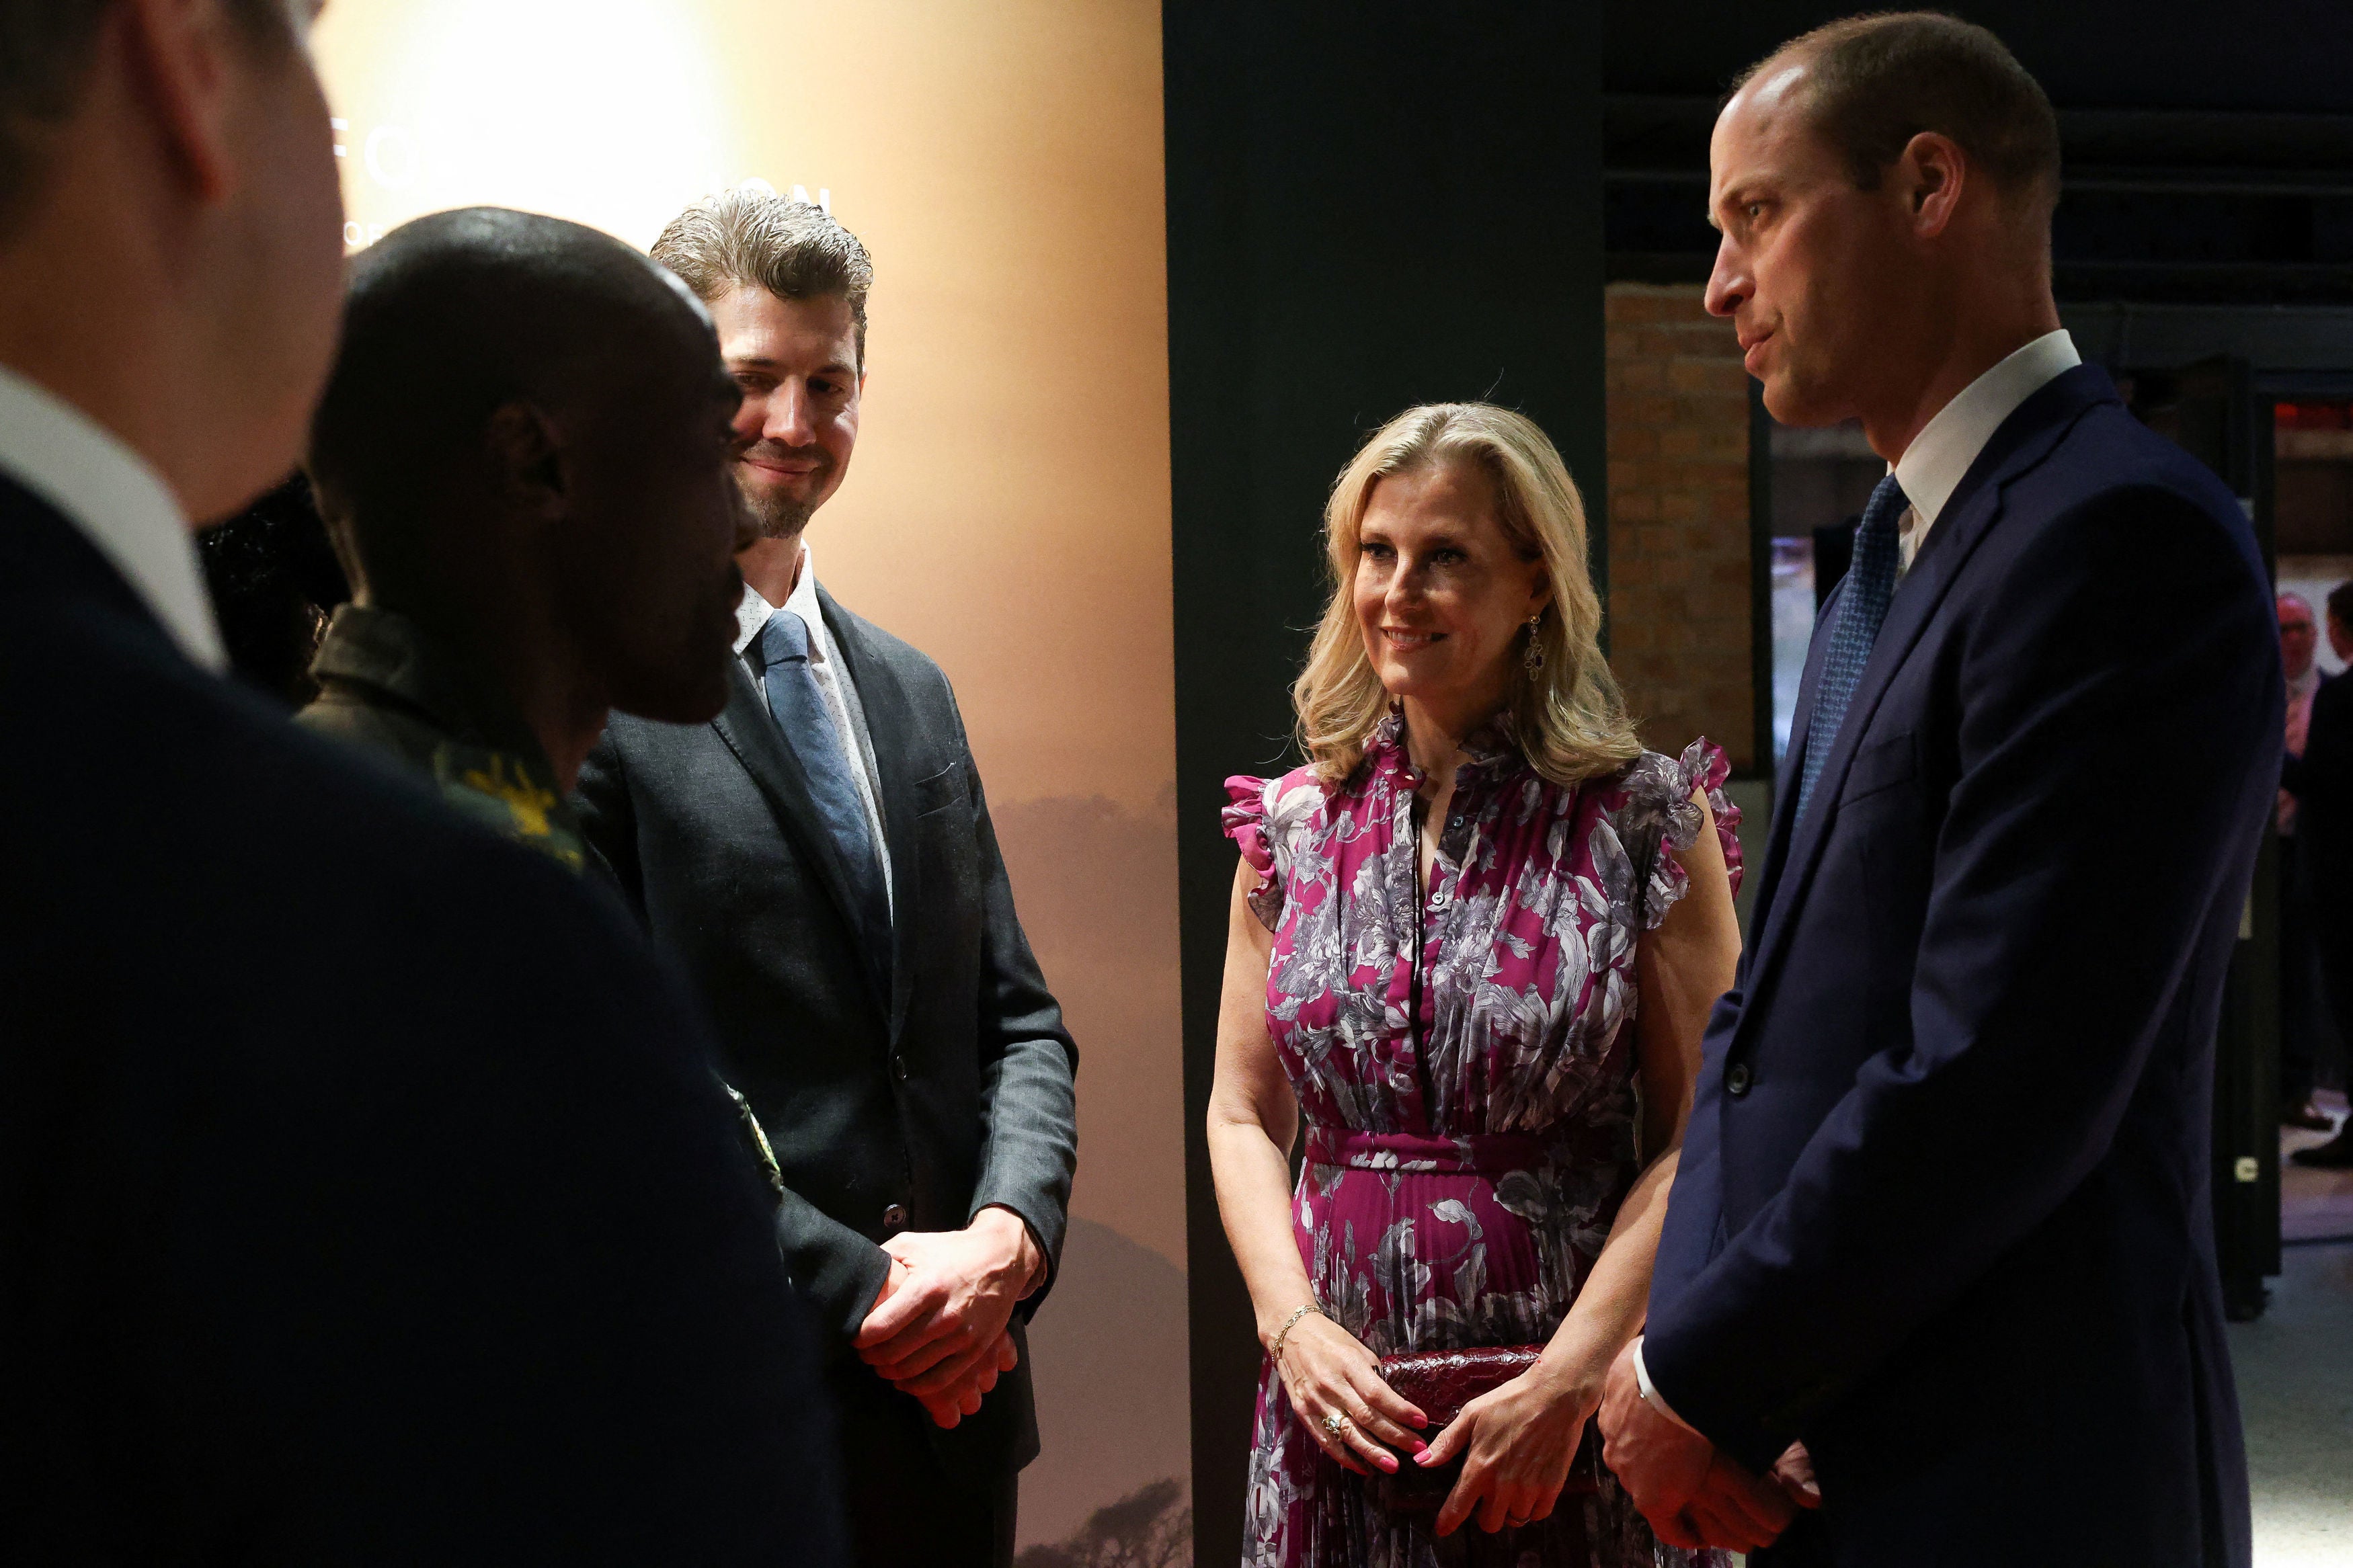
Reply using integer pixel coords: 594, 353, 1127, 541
575, 585, 1078, 1481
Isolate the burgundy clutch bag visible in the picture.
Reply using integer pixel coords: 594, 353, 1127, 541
1368, 1346, 1605, 1516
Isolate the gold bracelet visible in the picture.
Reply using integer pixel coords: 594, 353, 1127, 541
1269, 1301, 1322, 1364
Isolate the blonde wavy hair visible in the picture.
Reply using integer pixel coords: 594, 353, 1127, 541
1293, 402, 1641, 787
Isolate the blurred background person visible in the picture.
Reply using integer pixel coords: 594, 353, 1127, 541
576, 190, 1078, 1568
1208, 403, 1752, 1564
2278, 592, 2332, 1130
2292, 580, 2353, 1165
0, 3, 837, 1560
196, 470, 345, 706
298, 206, 753, 870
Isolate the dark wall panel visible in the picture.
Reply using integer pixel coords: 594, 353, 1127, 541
1162, 7, 1605, 1560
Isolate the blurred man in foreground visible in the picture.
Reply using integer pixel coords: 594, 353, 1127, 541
0, 4, 836, 1560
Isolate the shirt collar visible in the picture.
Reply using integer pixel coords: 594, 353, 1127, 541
732, 542, 827, 660
310, 602, 551, 766
1892, 329, 2081, 530
0, 363, 225, 670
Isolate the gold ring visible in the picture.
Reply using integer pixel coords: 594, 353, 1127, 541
1321, 1412, 1349, 1438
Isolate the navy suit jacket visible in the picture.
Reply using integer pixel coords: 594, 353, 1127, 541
0, 479, 843, 1563
1645, 366, 2276, 1567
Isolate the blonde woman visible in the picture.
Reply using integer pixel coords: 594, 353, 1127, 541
1209, 404, 1749, 1567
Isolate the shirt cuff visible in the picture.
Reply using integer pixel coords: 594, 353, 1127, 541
1632, 1337, 1702, 1436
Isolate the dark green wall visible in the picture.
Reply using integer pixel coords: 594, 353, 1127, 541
1162, 7, 1607, 1559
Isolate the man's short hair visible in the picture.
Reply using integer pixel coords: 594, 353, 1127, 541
1733, 11, 2061, 220
650, 190, 872, 367
306, 207, 707, 602
0, 0, 290, 236
2327, 581, 2353, 629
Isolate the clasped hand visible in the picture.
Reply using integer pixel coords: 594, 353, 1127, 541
853, 1209, 1039, 1429
1595, 1339, 1812, 1552
1417, 1358, 1599, 1537
1276, 1315, 1593, 1537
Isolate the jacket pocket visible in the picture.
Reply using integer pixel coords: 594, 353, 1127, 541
1840, 731, 1919, 806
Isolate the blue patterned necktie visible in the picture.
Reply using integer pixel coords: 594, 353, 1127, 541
1796, 473, 1911, 823
754, 609, 892, 962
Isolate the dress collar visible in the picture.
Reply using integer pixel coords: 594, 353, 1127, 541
1365, 706, 1521, 792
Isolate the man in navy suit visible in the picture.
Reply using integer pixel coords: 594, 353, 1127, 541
1596, 15, 2277, 1565
0, 2, 838, 1559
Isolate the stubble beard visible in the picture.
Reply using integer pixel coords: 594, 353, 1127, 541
736, 467, 819, 542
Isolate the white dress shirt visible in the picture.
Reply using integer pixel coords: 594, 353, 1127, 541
1892, 328, 2082, 575
0, 363, 224, 670
733, 545, 895, 921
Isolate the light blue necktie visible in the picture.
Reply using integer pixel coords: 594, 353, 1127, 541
754, 609, 891, 980
1796, 474, 1910, 824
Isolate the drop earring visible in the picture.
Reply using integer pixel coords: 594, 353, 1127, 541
1523, 614, 1546, 678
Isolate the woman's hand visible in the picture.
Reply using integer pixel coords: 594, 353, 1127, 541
1417, 1360, 1599, 1536
1273, 1313, 1429, 1476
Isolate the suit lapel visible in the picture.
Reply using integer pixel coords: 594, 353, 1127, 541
1734, 368, 2117, 1033
820, 588, 924, 1045
1742, 579, 1841, 951
708, 654, 884, 1006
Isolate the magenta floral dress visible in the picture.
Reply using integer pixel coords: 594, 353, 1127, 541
1224, 716, 1742, 1568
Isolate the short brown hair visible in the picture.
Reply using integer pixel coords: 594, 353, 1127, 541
0, 0, 290, 237
650, 190, 873, 367
1735, 11, 2060, 218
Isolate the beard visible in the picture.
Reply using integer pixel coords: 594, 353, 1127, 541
732, 444, 831, 540
740, 480, 813, 540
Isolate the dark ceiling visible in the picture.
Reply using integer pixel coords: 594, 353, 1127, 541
1603, 1, 2353, 302
1606, 1, 2353, 112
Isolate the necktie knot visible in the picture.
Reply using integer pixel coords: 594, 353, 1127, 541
1857, 472, 1910, 552
1794, 472, 1911, 823
757, 608, 812, 669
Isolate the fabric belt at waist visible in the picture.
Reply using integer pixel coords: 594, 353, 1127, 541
1303, 1126, 1552, 1175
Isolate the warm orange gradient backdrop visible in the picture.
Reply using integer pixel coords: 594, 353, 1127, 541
312, 1, 1187, 1546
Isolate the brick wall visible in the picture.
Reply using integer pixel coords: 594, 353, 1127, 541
1601, 282, 1757, 772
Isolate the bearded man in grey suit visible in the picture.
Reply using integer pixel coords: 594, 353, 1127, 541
575, 192, 1078, 1568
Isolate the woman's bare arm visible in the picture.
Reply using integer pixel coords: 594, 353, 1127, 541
1205, 856, 1312, 1339
1544, 792, 1740, 1388
1206, 856, 1429, 1474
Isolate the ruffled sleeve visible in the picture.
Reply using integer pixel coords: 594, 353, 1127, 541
1222, 775, 1285, 931
1636, 737, 1745, 930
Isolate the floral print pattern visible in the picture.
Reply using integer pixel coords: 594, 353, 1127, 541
1224, 716, 1741, 1568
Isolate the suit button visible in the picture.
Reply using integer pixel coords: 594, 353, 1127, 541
1726, 1063, 1753, 1098
882, 1203, 908, 1230
891, 1053, 910, 1082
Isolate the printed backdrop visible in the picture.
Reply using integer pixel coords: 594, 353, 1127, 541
311, 2, 1188, 1552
